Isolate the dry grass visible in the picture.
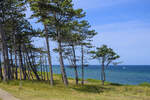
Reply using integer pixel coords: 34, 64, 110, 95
0, 74, 150, 100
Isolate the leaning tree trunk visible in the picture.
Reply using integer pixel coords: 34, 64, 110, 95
40, 54, 43, 80
72, 45, 78, 85
14, 51, 18, 79
81, 45, 84, 85
0, 24, 9, 81
24, 46, 40, 80
42, 55, 46, 81
18, 45, 27, 80
44, 25, 54, 85
25, 54, 32, 80
58, 40, 68, 86
13, 34, 18, 79
0, 62, 3, 80
25, 53, 34, 80
10, 50, 14, 79
23, 52, 30, 80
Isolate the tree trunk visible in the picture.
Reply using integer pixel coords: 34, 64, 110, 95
42, 57, 46, 81
81, 45, 84, 85
74, 66, 78, 85
18, 45, 23, 89
44, 25, 54, 85
25, 53, 34, 80
45, 56, 49, 82
101, 57, 105, 85
24, 46, 40, 80
43, 66, 46, 81
72, 45, 78, 85
0, 63, 3, 80
10, 50, 14, 79
13, 34, 18, 80
15, 51, 18, 80
25, 54, 32, 80
18, 45, 26, 80
40, 53, 43, 80
0, 24, 9, 81
23, 53, 30, 80
58, 40, 68, 86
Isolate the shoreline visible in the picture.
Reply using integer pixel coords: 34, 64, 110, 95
53, 74, 150, 86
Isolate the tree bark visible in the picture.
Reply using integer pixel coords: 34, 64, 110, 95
23, 52, 30, 80
42, 57, 46, 81
72, 45, 78, 85
44, 25, 54, 86
101, 57, 105, 85
40, 53, 43, 80
24, 46, 40, 80
25, 54, 32, 80
58, 40, 68, 86
15, 51, 18, 79
18, 45, 23, 88
18, 46, 23, 81
18, 45, 27, 80
10, 50, 14, 79
0, 24, 9, 81
13, 34, 18, 80
81, 45, 84, 85
45, 56, 49, 82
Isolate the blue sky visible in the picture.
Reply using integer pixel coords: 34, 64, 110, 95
27, 0, 150, 65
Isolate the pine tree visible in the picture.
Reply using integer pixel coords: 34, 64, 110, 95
28, 0, 55, 85
90, 45, 120, 85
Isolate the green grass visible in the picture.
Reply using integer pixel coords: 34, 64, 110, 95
0, 74, 150, 100
139, 82, 150, 87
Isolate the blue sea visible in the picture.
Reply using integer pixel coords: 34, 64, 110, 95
42, 65, 150, 85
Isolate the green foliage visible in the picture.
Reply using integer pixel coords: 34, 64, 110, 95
90, 45, 120, 65
0, 0, 33, 48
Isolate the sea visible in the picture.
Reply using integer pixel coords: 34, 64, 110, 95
41, 65, 150, 85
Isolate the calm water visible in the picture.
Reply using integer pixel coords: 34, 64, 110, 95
40, 65, 150, 85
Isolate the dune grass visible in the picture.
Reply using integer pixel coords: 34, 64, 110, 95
0, 74, 150, 100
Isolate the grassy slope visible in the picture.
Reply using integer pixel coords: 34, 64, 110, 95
0, 74, 150, 100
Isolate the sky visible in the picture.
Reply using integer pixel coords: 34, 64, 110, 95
26, 0, 150, 65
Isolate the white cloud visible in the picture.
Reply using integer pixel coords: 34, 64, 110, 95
91, 20, 150, 65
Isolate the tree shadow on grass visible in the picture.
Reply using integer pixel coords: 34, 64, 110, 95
72, 85, 111, 93
109, 83, 123, 86
53, 80, 64, 85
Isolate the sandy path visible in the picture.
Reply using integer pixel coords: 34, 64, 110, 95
0, 89, 20, 100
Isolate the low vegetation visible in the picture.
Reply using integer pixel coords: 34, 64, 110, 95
0, 74, 150, 100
